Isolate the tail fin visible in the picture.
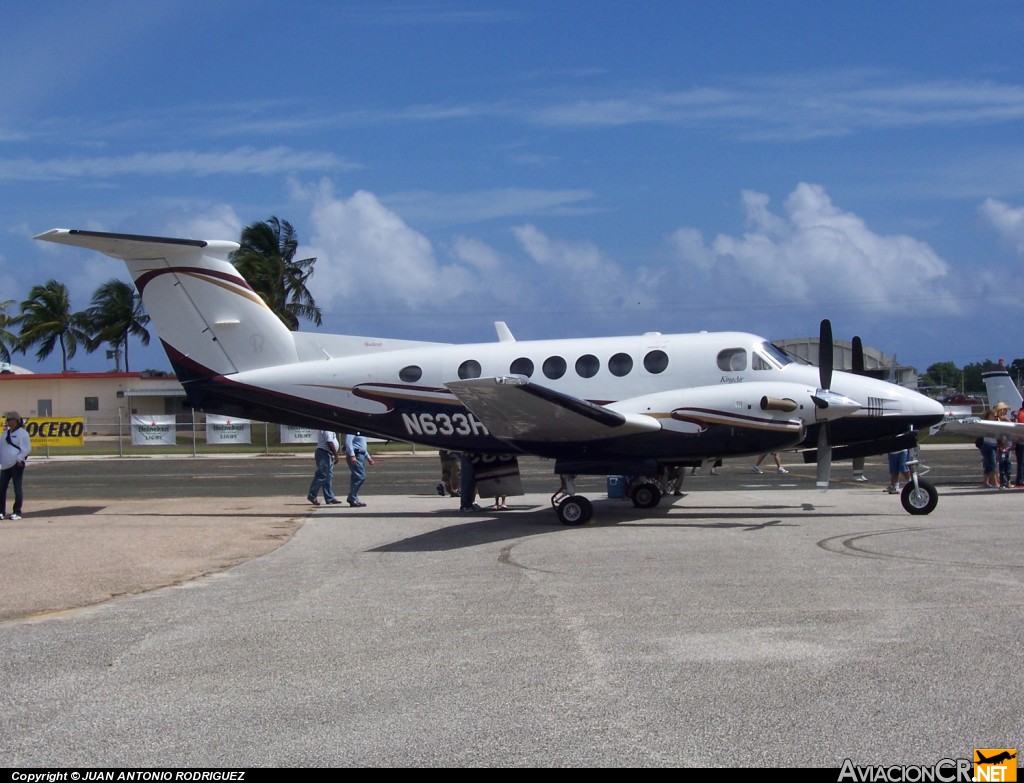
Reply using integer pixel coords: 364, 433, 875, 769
982, 366, 1024, 412
35, 229, 299, 378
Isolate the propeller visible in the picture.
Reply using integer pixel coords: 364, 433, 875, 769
810, 320, 865, 487
852, 335, 864, 375
815, 319, 833, 489
849, 335, 867, 483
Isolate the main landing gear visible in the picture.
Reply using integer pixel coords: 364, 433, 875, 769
551, 475, 664, 525
551, 475, 592, 525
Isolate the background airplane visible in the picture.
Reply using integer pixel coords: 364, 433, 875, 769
930, 365, 1024, 440
36, 228, 947, 523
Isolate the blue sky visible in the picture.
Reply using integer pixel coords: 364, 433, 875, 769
4, 1, 1024, 376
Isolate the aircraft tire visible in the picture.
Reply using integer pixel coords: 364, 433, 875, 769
557, 495, 593, 526
632, 482, 662, 509
901, 479, 938, 515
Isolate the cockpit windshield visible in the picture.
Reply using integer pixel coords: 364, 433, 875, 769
755, 341, 797, 370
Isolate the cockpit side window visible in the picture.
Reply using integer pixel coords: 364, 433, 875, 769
717, 348, 746, 372
752, 353, 771, 371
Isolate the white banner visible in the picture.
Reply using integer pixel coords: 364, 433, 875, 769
206, 414, 251, 444
131, 414, 177, 446
280, 425, 317, 444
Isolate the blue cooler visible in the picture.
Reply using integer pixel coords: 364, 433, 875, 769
607, 475, 627, 499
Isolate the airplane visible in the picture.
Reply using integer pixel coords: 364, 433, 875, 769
35, 228, 948, 524
930, 365, 1024, 441
975, 750, 1016, 765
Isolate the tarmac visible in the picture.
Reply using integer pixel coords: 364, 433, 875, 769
2, 449, 1022, 767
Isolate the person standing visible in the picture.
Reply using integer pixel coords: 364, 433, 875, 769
1015, 407, 1024, 487
344, 431, 374, 507
751, 452, 788, 474
307, 430, 342, 506
886, 449, 912, 494
458, 453, 480, 511
437, 448, 460, 497
0, 412, 31, 520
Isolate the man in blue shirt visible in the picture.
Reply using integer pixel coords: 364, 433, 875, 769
344, 432, 375, 507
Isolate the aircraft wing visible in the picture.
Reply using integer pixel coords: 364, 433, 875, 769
446, 376, 661, 442
932, 416, 1024, 440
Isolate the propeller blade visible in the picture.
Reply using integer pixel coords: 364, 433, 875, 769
818, 319, 833, 391
816, 424, 832, 489
852, 336, 865, 375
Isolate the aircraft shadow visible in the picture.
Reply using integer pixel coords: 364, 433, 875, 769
369, 499, 886, 553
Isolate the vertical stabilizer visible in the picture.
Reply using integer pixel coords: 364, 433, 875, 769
982, 366, 1024, 411
35, 229, 299, 378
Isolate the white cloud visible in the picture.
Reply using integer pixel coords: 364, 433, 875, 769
0, 147, 345, 182
302, 182, 481, 310
668, 182, 953, 314
979, 198, 1024, 257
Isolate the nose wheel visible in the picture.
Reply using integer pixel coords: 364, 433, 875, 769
901, 478, 938, 515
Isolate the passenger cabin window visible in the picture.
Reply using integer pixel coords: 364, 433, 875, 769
609, 352, 632, 377
399, 365, 422, 383
575, 354, 599, 378
543, 356, 567, 380
643, 350, 669, 374
717, 348, 746, 372
458, 360, 482, 379
510, 357, 534, 377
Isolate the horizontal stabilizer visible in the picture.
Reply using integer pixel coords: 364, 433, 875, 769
36, 228, 299, 377
446, 376, 661, 442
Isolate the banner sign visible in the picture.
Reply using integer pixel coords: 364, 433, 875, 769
20, 417, 86, 447
280, 425, 317, 444
131, 414, 177, 446
206, 414, 251, 444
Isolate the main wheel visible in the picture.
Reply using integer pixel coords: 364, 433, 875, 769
631, 482, 662, 509
901, 479, 938, 515
556, 495, 593, 525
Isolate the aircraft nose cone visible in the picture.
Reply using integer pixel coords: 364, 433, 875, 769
911, 391, 947, 423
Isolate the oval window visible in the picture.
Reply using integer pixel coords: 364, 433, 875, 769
717, 348, 746, 372
399, 365, 422, 383
458, 360, 482, 379
510, 357, 534, 377
542, 356, 567, 380
644, 350, 669, 374
575, 354, 600, 378
608, 352, 633, 377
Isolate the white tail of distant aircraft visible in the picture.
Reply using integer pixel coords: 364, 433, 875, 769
36, 228, 947, 523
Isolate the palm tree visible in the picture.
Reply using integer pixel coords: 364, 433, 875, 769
0, 299, 22, 363
84, 279, 151, 372
17, 280, 91, 372
230, 217, 322, 330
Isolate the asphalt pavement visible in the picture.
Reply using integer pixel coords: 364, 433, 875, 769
0, 445, 1021, 767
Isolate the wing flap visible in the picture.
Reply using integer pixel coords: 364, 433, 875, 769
446, 376, 660, 442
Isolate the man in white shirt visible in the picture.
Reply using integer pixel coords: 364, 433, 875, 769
307, 430, 342, 506
0, 412, 31, 520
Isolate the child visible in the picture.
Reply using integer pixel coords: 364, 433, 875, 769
997, 436, 1013, 489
